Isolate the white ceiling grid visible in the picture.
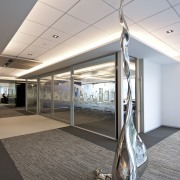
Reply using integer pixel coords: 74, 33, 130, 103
26, 2, 64, 26
52, 14, 89, 35
138, 8, 179, 32
168, 0, 180, 6
68, 0, 114, 24
1, 0, 180, 78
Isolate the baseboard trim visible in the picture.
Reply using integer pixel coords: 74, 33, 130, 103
162, 124, 180, 129
144, 125, 162, 133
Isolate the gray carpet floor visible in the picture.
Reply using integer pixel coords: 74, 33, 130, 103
2, 129, 114, 180
1, 129, 180, 180
141, 130, 180, 180
0, 105, 34, 118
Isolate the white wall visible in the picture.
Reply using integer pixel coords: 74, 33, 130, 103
162, 64, 180, 128
143, 59, 162, 132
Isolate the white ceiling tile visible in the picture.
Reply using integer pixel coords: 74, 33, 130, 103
75, 26, 108, 43
37, 43, 69, 62
31, 38, 58, 49
52, 14, 89, 35
23, 45, 48, 54
169, 43, 180, 51
174, 4, 180, 15
129, 24, 149, 37
103, 0, 134, 9
168, 0, 180, 6
131, 32, 179, 57
124, 0, 170, 22
138, 8, 180, 31
126, 17, 135, 27
94, 11, 133, 34
11, 32, 37, 45
164, 34, 180, 44
68, 0, 114, 24
63, 36, 91, 50
26, 2, 64, 26
41, 28, 71, 43
152, 22, 180, 38
39, 0, 80, 12
18, 20, 48, 36
2, 48, 22, 57
5, 41, 29, 51
18, 50, 42, 59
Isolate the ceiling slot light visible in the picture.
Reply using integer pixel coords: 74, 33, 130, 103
166, 30, 174, 33
53, 35, 59, 38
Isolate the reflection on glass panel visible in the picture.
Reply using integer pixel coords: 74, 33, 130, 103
40, 76, 52, 117
27, 79, 37, 113
0, 82, 16, 105
123, 60, 136, 124
74, 55, 116, 138
54, 71, 71, 123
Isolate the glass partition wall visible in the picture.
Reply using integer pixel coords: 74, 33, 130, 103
26, 54, 139, 139
0, 82, 16, 105
73, 55, 116, 138
27, 79, 37, 113
40, 76, 52, 117
53, 71, 71, 123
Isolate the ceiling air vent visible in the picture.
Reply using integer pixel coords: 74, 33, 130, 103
0, 56, 41, 69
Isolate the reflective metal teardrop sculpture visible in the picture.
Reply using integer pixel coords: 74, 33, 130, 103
95, 0, 147, 179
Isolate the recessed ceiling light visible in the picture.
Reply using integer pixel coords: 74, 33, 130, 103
53, 35, 59, 38
166, 30, 174, 33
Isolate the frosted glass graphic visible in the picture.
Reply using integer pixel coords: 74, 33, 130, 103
27, 80, 37, 113
53, 71, 71, 123
74, 55, 116, 138
40, 76, 52, 117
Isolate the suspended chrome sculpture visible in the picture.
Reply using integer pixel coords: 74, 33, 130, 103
95, 0, 147, 179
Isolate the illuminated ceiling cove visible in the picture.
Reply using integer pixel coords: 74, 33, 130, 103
1, 0, 180, 78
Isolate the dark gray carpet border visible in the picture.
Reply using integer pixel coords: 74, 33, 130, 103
61, 126, 117, 152
0, 141, 23, 180
139, 126, 179, 149
61, 126, 179, 151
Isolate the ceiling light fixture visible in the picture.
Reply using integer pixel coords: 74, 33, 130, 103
53, 35, 59, 38
166, 30, 173, 33
28, 53, 32, 56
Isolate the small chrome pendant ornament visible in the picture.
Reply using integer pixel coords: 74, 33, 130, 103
95, 0, 147, 179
